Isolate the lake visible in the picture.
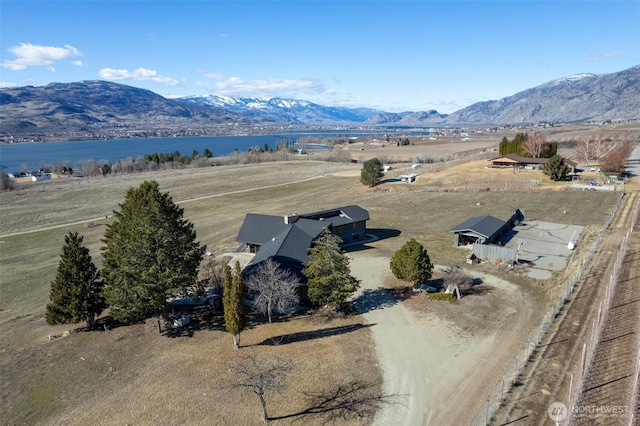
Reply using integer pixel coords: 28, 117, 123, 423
0, 133, 334, 172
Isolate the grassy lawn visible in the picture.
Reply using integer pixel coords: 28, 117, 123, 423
0, 159, 619, 424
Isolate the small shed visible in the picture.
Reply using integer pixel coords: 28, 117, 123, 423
467, 253, 480, 264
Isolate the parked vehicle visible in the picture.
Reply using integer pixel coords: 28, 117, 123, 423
412, 284, 438, 294
168, 288, 220, 307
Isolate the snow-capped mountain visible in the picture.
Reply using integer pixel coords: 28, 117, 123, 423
541, 73, 596, 87
2, 65, 639, 138
443, 65, 640, 124
178, 95, 382, 124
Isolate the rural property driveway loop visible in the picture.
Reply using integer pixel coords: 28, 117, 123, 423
349, 255, 533, 426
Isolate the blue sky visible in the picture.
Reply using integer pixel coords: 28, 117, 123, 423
1, 1, 639, 113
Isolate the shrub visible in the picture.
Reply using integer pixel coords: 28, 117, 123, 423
427, 293, 457, 303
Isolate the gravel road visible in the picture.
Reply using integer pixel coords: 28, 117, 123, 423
349, 255, 533, 426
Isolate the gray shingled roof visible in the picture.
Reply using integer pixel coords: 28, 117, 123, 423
450, 215, 506, 239
237, 205, 369, 275
235, 214, 291, 245
299, 205, 370, 227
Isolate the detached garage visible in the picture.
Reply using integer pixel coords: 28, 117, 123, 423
450, 215, 509, 246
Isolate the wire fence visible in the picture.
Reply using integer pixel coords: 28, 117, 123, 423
473, 191, 627, 426
568, 194, 640, 426
452, 178, 541, 192
628, 196, 640, 426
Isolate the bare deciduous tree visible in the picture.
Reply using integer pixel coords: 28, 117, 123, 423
576, 136, 593, 165
223, 348, 294, 423
442, 265, 474, 297
198, 254, 231, 292
247, 258, 299, 323
0, 170, 14, 192
522, 134, 547, 158
600, 141, 632, 173
592, 136, 611, 164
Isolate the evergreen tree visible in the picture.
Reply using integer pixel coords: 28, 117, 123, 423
101, 180, 205, 324
513, 132, 528, 144
543, 155, 570, 181
360, 157, 385, 187
389, 238, 434, 286
302, 229, 360, 307
499, 137, 508, 156
46, 232, 105, 327
223, 261, 246, 349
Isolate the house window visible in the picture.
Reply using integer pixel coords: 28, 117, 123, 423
334, 225, 345, 233
353, 222, 360, 229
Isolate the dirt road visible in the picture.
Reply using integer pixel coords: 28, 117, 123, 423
349, 255, 536, 426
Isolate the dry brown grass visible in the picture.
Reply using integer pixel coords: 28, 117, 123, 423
31, 312, 381, 426
0, 155, 622, 424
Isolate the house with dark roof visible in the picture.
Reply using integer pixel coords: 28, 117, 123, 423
236, 205, 370, 285
490, 154, 577, 172
450, 209, 524, 246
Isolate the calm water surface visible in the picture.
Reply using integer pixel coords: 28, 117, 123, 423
0, 134, 320, 172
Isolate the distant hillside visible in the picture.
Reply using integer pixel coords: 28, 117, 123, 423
442, 65, 640, 125
178, 95, 382, 124
365, 110, 448, 125
1, 65, 638, 138
0, 81, 245, 136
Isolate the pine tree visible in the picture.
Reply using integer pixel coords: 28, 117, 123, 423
389, 238, 434, 286
360, 157, 385, 187
101, 180, 205, 324
543, 155, 570, 181
223, 261, 246, 349
302, 229, 360, 307
46, 232, 105, 327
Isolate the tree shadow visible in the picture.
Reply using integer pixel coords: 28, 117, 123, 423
75, 315, 120, 332
367, 228, 401, 241
352, 287, 399, 314
270, 380, 405, 422
87, 305, 230, 337
464, 284, 493, 297
343, 228, 401, 253
427, 277, 444, 290
165, 304, 243, 338
257, 323, 373, 346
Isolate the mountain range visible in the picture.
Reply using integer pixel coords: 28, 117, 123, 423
1, 65, 638, 137
179, 95, 382, 125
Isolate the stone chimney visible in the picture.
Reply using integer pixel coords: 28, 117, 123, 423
284, 214, 299, 224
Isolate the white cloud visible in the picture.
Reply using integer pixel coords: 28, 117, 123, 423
0, 81, 18, 88
1, 43, 83, 71
201, 75, 327, 97
97, 67, 179, 86
581, 51, 627, 62
197, 69, 224, 80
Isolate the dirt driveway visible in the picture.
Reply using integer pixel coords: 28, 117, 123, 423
349, 255, 535, 426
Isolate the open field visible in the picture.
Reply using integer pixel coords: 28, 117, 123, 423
0, 156, 625, 425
